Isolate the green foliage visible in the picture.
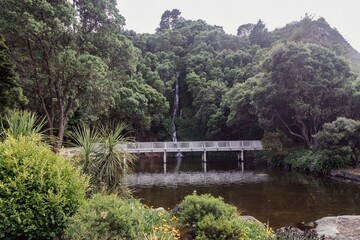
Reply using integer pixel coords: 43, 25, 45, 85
175, 193, 275, 239
0, 35, 26, 115
250, 42, 354, 147
238, 219, 275, 240
68, 123, 100, 174
70, 123, 136, 194
64, 194, 145, 240
1, 0, 358, 143
65, 194, 180, 240
0, 135, 88, 239
284, 149, 332, 174
195, 215, 243, 240
275, 227, 324, 240
249, 19, 272, 47
260, 130, 291, 166
315, 117, 360, 168
175, 193, 239, 235
1, 109, 45, 139
110, 79, 170, 140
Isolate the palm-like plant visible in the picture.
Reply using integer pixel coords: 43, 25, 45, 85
69, 122, 136, 194
68, 124, 100, 174
1, 109, 46, 139
94, 123, 136, 192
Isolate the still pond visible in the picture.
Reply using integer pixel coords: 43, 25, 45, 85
125, 153, 360, 228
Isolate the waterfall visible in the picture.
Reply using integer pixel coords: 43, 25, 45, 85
171, 76, 179, 142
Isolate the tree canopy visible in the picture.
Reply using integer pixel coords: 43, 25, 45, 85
0, 4, 359, 147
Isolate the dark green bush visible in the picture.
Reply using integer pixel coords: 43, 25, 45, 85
284, 149, 332, 174
0, 134, 88, 239
315, 117, 360, 168
64, 194, 145, 239
175, 193, 239, 228
175, 193, 239, 238
195, 215, 243, 240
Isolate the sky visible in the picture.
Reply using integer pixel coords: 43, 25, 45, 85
117, 0, 360, 52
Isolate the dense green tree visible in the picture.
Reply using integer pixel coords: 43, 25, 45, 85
0, 0, 138, 148
315, 117, 360, 167
0, 35, 26, 114
0, 0, 77, 149
158, 9, 183, 31
110, 79, 170, 140
224, 75, 263, 139
250, 42, 354, 147
237, 23, 255, 37
248, 20, 272, 48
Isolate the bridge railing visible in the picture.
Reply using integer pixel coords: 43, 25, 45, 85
122, 141, 262, 152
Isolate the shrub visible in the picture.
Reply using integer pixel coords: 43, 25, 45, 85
238, 219, 275, 240
65, 194, 145, 239
65, 195, 181, 240
195, 215, 243, 240
315, 117, 360, 168
1, 109, 45, 139
0, 135, 88, 239
69, 122, 136, 194
175, 193, 240, 239
175, 193, 239, 228
284, 149, 331, 174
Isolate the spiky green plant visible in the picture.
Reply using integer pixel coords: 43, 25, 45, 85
68, 124, 100, 174
1, 109, 45, 139
93, 123, 136, 192
69, 122, 136, 194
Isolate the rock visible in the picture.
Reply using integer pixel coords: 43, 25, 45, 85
155, 207, 165, 212
239, 215, 259, 222
315, 215, 360, 240
301, 221, 317, 228
331, 169, 360, 182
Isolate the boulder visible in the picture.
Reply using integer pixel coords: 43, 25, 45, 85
316, 215, 360, 240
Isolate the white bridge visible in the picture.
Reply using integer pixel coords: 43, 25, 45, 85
122, 140, 263, 163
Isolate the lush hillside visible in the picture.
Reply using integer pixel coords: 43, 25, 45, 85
272, 15, 360, 72
0, 2, 359, 149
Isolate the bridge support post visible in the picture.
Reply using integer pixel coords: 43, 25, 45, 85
202, 150, 207, 163
163, 151, 167, 164
237, 150, 244, 162
202, 162, 207, 173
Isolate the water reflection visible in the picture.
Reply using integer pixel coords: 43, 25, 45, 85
124, 171, 268, 187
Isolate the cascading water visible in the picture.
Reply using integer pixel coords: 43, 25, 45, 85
171, 75, 183, 157
171, 76, 179, 142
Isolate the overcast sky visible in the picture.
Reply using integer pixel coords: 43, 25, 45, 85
117, 0, 360, 52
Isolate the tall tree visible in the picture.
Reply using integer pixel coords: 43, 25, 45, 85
0, 35, 26, 114
158, 9, 183, 31
0, 0, 112, 149
251, 42, 354, 147
249, 20, 272, 48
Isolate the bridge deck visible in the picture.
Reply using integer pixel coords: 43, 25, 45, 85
122, 141, 262, 153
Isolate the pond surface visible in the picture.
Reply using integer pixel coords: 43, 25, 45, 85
127, 153, 360, 228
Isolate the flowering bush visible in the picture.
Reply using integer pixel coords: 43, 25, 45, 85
65, 194, 181, 240
238, 219, 275, 240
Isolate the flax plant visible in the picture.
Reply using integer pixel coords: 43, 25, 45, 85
68, 124, 100, 174
69, 122, 136, 194
94, 123, 136, 192
1, 109, 46, 139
